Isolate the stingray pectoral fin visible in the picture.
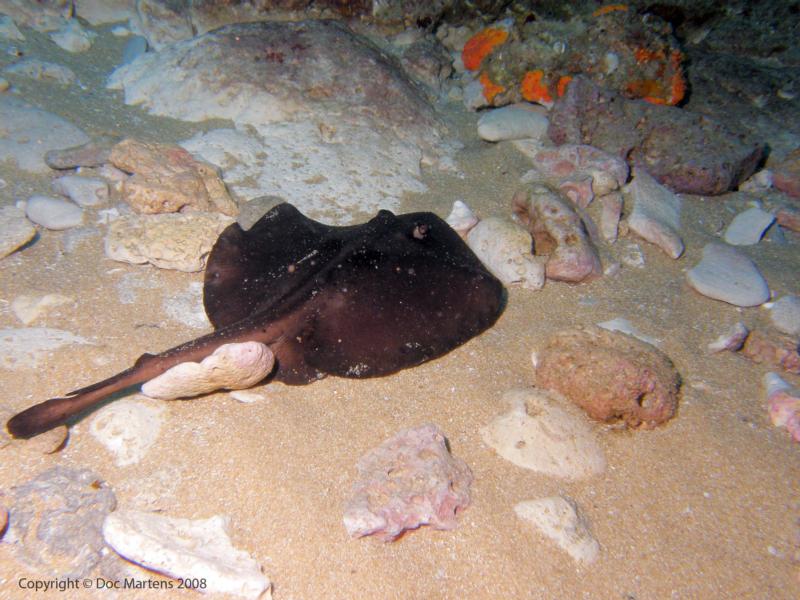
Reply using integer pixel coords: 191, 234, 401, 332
6, 353, 163, 438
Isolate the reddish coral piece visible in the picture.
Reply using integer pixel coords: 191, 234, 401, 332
740, 330, 800, 375
592, 4, 628, 17
521, 69, 553, 105
479, 71, 505, 103
556, 75, 573, 98
462, 28, 508, 71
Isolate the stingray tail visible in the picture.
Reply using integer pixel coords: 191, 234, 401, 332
6, 353, 160, 438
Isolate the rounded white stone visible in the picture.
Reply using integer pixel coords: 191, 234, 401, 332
723, 206, 775, 246
686, 242, 770, 307
477, 103, 549, 142
25, 195, 83, 230
52, 175, 109, 207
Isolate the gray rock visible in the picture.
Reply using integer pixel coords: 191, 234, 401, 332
4, 467, 116, 578
4, 58, 76, 84
723, 206, 775, 246
52, 175, 109, 207
121, 35, 148, 65
625, 169, 684, 259
25, 195, 83, 230
770, 295, 800, 336
477, 104, 549, 142
686, 243, 770, 307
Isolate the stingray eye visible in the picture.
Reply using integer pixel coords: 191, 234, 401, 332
412, 224, 429, 240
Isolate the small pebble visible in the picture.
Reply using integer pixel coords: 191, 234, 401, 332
686, 243, 770, 307
707, 321, 750, 353
0, 205, 36, 259
25, 195, 83, 230
723, 206, 775, 246
49, 20, 96, 53
52, 175, 109, 207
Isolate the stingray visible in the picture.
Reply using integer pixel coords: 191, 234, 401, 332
7, 203, 504, 438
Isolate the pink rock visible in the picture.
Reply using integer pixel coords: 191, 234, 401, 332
343, 424, 472, 541
764, 373, 800, 442
599, 192, 623, 242
772, 148, 800, 199
775, 206, 800, 233
513, 185, 602, 283
532, 144, 629, 208
740, 330, 800, 375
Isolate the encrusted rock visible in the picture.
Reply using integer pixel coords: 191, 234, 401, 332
104, 212, 234, 272
103, 510, 271, 599
536, 326, 681, 428
4, 467, 116, 578
740, 329, 800, 375
548, 76, 764, 195
513, 185, 601, 283
764, 372, 800, 443
343, 423, 472, 541
466, 217, 545, 290
141, 342, 274, 400
772, 148, 800, 198
481, 388, 606, 479
109, 138, 238, 216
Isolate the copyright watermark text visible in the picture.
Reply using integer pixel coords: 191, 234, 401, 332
18, 577, 207, 592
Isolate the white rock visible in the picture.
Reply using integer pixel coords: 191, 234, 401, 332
686, 243, 770, 307
90, 399, 165, 467
466, 217, 545, 290
723, 206, 775, 245
141, 342, 274, 400
596, 317, 660, 346
624, 169, 683, 258
0, 15, 25, 40
0, 205, 36, 259
0, 96, 89, 173
229, 390, 266, 404
49, 19, 96, 52
445, 200, 478, 236
11, 294, 73, 325
707, 321, 749, 353
0, 327, 92, 369
104, 212, 234, 272
25, 195, 83, 230
769, 295, 800, 336
477, 104, 549, 142
514, 496, 600, 564
480, 388, 606, 479
52, 175, 109, 207
103, 511, 271, 600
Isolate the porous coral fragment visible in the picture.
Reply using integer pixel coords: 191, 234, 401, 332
462, 27, 508, 71
521, 69, 553, 105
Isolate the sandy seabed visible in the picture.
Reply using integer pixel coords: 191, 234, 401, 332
0, 24, 799, 600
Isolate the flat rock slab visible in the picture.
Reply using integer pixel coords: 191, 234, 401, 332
481, 388, 606, 479
625, 169, 684, 258
686, 242, 770, 307
548, 76, 763, 195
104, 212, 234, 272
0, 205, 36, 259
515, 496, 600, 564
0, 96, 89, 173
